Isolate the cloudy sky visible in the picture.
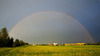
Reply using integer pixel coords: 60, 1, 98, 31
0, 0, 100, 43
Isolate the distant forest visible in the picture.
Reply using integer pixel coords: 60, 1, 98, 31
0, 27, 28, 47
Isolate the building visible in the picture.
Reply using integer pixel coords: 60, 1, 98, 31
48, 44, 53, 46
53, 43, 58, 46
65, 43, 85, 46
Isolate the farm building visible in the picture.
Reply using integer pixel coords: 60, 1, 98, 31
48, 43, 58, 46
65, 43, 85, 46
48, 44, 53, 46
53, 43, 58, 46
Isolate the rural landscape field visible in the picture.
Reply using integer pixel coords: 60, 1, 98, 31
0, 45, 100, 56
0, 0, 100, 56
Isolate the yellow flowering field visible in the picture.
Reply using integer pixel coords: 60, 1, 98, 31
0, 45, 100, 56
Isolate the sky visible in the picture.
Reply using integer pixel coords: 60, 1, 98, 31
0, 0, 100, 43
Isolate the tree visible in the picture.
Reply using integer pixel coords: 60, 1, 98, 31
15, 39, 20, 47
24, 43, 29, 45
97, 41, 100, 45
0, 27, 9, 47
20, 40, 25, 46
1, 27, 8, 39
6, 37, 10, 47
10, 37, 14, 47
0, 36, 3, 47
0, 31, 2, 38
0, 31, 2, 47
0, 27, 28, 47
6, 37, 13, 47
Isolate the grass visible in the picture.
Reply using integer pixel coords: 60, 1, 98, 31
0, 45, 100, 56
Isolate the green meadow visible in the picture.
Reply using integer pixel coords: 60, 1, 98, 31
0, 45, 100, 56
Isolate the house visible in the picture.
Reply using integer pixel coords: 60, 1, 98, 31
48, 44, 53, 46
53, 43, 58, 46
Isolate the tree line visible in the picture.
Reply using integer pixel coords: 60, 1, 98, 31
86, 42, 100, 45
0, 27, 28, 47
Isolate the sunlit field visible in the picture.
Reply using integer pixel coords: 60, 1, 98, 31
0, 45, 100, 56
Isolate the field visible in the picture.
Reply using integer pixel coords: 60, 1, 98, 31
0, 45, 100, 56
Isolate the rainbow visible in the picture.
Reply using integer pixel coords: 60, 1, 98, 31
9, 11, 95, 43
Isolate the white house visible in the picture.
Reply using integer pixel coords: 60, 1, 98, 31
53, 43, 58, 46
